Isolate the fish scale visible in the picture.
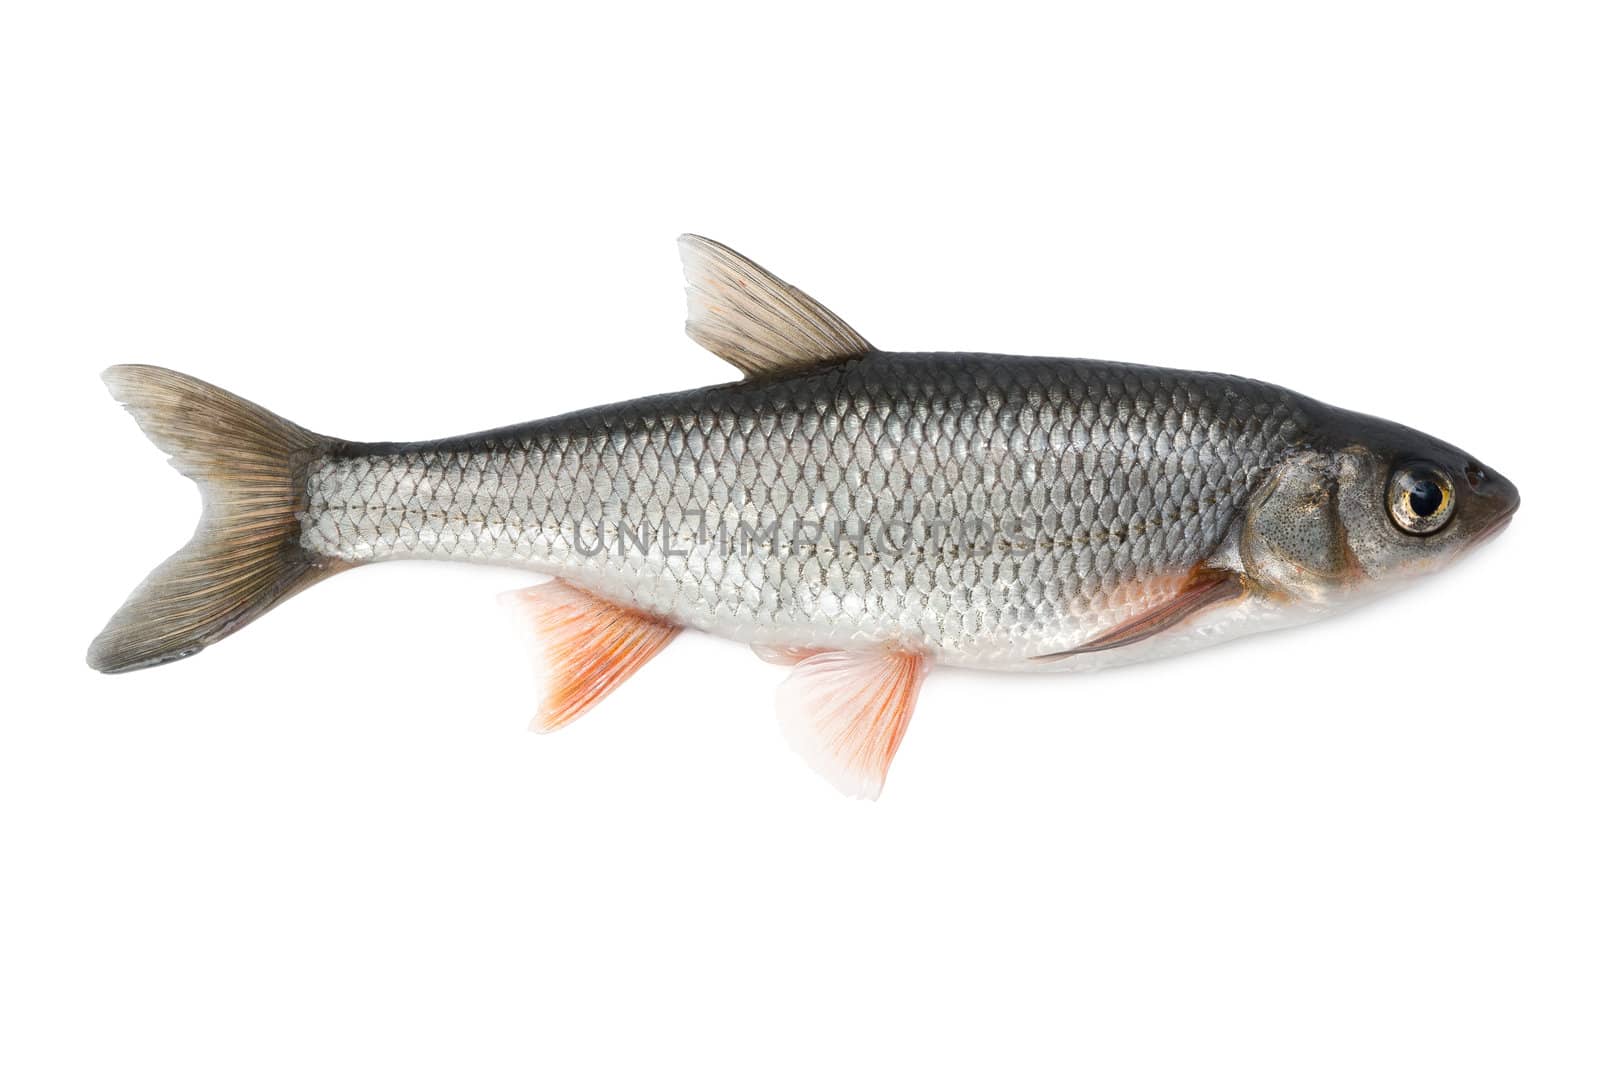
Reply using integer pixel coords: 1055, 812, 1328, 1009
298, 353, 1313, 666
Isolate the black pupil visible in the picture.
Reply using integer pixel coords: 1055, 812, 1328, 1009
1409, 479, 1444, 517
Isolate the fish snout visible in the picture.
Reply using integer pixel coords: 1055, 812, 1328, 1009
1462, 459, 1519, 543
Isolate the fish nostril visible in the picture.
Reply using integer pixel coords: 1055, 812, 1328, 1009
1464, 462, 1485, 489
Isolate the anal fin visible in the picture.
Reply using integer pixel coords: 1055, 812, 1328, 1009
777, 649, 931, 799
500, 581, 680, 732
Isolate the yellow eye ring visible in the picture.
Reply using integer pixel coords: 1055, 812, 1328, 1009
1387, 462, 1455, 535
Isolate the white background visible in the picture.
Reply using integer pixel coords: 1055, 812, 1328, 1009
3, 2, 1597, 1064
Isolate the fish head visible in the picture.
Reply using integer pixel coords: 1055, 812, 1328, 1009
1239, 411, 1518, 606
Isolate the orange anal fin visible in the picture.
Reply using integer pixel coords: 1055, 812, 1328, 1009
776, 649, 931, 800
499, 581, 681, 732
1035, 567, 1246, 662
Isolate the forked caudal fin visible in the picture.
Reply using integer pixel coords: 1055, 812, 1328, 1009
88, 365, 343, 673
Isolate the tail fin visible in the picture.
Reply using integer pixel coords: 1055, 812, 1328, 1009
88, 365, 343, 673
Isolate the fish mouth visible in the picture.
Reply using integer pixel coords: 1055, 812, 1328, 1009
1463, 463, 1519, 547
1469, 497, 1518, 546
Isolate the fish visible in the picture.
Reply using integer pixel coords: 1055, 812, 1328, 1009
88, 235, 1520, 797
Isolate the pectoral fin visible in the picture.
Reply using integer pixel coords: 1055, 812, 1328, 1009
1034, 567, 1246, 662
776, 649, 930, 799
500, 581, 680, 732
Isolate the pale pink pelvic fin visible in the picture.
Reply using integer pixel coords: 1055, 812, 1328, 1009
499, 581, 681, 733
752, 644, 824, 666
776, 649, 931, 800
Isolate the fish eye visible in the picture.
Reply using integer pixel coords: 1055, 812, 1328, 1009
1387, 461, 1455, 535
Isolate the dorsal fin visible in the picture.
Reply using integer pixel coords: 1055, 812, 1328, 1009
678, 234, 874, 377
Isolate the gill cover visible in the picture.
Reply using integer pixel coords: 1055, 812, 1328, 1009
1240, 452, 1357, 601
